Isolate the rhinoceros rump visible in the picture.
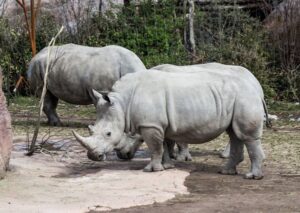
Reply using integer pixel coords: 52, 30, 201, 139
73, 66, 267, 179
0, 68, 13, 179
27, 44, 146, 126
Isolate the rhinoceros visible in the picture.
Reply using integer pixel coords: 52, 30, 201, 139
0, 68, 13, 179
27, 43, 146, 126
115, 63, 270, 161
73, 65, 268, 179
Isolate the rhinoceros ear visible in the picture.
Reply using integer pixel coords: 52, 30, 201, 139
92, 89, 111, 104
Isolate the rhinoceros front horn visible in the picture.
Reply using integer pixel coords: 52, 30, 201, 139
72, 130, 96, 151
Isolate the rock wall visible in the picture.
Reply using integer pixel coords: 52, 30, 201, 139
0, 67, 12, 179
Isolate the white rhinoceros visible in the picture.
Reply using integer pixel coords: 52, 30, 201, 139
27, 43, 146, 126
73, 64, 268, 179
115, 63, 271, 161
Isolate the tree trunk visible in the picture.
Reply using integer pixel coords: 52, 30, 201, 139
188, 0, 196, 61
183, 0, 188, 49
99, 0, 103, 14
184, 0, 196, 62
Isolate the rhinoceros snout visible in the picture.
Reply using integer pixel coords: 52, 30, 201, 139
87, 151, 106, 161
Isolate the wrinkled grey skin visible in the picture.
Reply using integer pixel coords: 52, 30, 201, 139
117, 63, 268, 161
73, 64, 268, 179
27, 43, 146, 126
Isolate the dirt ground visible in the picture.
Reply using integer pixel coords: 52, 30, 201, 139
110, 129, 300, 213
1, 98, 300, 212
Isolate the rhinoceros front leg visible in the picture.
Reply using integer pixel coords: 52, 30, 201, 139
43, 91, 62, 126
141, 127, 165, 172
220, 130, 244, 175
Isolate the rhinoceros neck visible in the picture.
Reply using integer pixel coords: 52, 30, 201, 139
111, 74, 141, 134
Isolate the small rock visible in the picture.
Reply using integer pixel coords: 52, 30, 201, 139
297, 117, 300, 122
295, 102, 299, 106
268, 114, 278, 121
290, 118, 295, 122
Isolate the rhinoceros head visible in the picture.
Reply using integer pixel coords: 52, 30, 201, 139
72, 89, 125, 161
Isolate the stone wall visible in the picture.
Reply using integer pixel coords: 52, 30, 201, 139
0, 67, 12, 179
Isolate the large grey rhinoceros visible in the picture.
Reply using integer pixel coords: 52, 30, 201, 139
27, 43, 146, 126
73, 64, 269, 179
115, 63, 270, 161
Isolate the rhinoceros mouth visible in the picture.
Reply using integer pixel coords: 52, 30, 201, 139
87, 151, 107, 161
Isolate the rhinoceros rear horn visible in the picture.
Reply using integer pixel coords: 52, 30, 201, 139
72, 130, 96, 151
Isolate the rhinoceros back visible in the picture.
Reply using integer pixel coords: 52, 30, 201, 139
113, 70, 264, 143
27, 44, 146, 105
151, 63, 264, 98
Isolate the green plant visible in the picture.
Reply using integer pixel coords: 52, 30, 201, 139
193, 9, 275, 98
0, 18, 31, 93
78, 0, 189, 68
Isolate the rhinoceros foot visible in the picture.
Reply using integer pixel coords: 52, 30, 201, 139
0, 169, 4, 180
244, 172, 264, 180
163, 162, 175, 170
48, 119, 62, 127
219, 167, 238, 175
143, 162, 164, 172
176, 152, 192, 161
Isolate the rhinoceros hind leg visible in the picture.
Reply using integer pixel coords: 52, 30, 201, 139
43, 91, 61, 126
162, 141, 175, 169
244, 139, 265, 180
176, 143, 192, 161
141, 127, 165, 172
220, 129, 244, 175
165, 139, 176, 159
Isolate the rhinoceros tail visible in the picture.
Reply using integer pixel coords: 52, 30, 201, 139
262, 99, 272, 128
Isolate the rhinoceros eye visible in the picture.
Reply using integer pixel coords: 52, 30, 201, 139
106, 132, 111, 137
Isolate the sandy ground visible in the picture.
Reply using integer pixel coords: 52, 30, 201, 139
0, 137, 189, 213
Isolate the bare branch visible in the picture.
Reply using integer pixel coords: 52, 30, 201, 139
27, 26, 65, 156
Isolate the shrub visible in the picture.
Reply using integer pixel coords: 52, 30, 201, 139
77, 0, 189, 68
0, 18, 31, 94
193, 9, 275, 98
